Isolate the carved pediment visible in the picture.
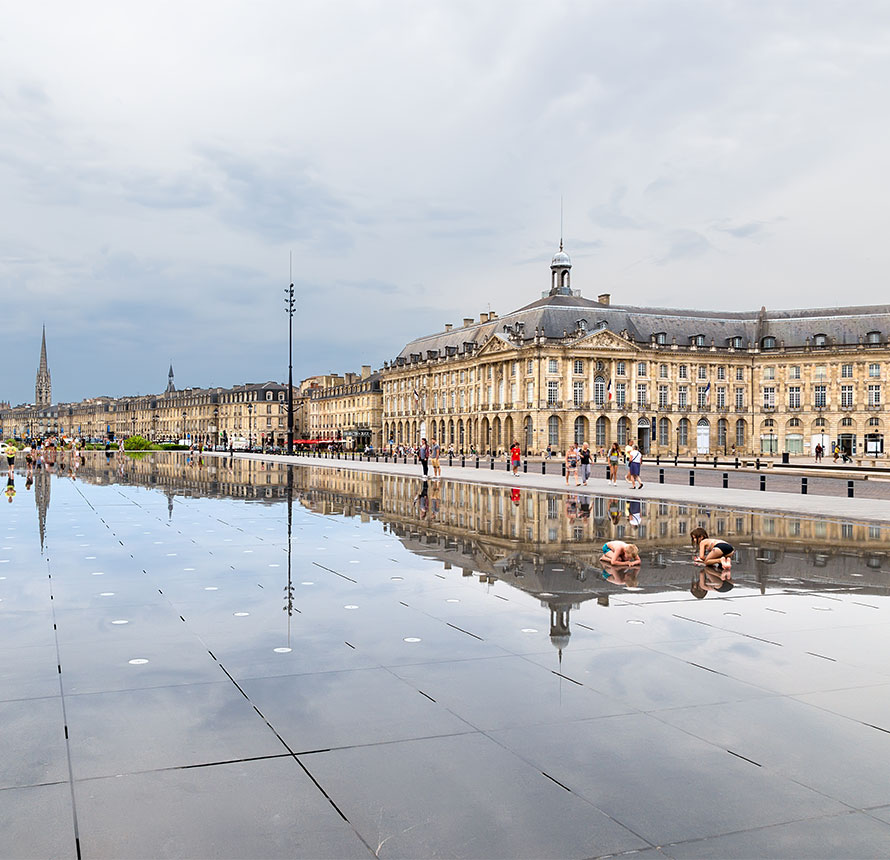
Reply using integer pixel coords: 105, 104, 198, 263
475, 334, 513, 356
573, 329, 638, 352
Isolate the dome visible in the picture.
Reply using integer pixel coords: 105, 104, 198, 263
551, 250, 572, 268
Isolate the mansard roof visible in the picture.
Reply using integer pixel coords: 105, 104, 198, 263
394, 291, 890, 361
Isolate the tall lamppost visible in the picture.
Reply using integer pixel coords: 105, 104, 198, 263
182, 410, 187, 444
213, 408, 219, 448
247, 402, 253, 450
285, 277, 296, 455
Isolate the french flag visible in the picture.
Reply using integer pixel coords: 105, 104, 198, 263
607, 380, 613, 401
705, 381, 711, 404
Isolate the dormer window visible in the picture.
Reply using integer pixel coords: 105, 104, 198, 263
761, 336, 777, 350
814, 333, 827, 347
692, 334, 705, 347
729, 336, 744, 349
654, 332, 667, 345
867, 330, 881, 344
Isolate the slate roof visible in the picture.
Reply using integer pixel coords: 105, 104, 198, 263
395, 292, 890, 360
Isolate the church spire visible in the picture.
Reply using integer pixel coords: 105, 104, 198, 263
166, 363, 176, 393
35, 326, 52, 407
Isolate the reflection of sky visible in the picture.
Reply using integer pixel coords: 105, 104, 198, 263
5, 452, 890, 856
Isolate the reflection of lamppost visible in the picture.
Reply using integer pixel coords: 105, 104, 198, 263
153, 412, 159, 442
247, 403, 253, 449
281, 464, 295, 651
285, 270, 296, 455
131, 411, 136, 439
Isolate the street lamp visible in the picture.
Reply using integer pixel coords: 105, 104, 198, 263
213, 408, 219, 449
182, 411, 186, 444
247, 402, 253, 450
285, 275, 296, 455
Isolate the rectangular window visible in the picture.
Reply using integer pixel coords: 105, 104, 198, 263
527, 360, 533, 375
716, 387, 726, 408
460, 370, 465, 383
616, 361, 626, 376
678, 386, 688, 408
788, 366, 801, 380
763, 367, 775, 380
868, 384, 881, 406
510, 382, 517, 403
869, 363, 880, 378
841, 385, 853, 407
842, 364, 853, 378
615, 383, 626, 407
814, 384, 827, 407
736, 367, 744, 381
763, 387, 775, 408
813, 365, 827, 380
573, 381, 584, 406
573, 359, 583, 375
511, 362, 518, 377
526, 381, 534, 405
637, 362, 647, 377
459, 390, 465, 408
717, 366, 726, 380
678, 365, 688, 379
697, 366, 707, 380
548, 358, 558, 374
658, 385, 669, 407
659, 363, 668, 378
697, 386, 708, 408
788, 386, 801, 408
637, 383, 647, 406
547, 380, 558, 405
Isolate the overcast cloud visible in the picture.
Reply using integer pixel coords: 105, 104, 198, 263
3, 0, 890, 405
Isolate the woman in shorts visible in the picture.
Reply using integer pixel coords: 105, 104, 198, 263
608, 442, 620, 485
600, 540, 640, 566
565, 444, 579, 485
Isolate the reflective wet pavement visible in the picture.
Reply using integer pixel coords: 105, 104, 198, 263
3, 452, 890, 859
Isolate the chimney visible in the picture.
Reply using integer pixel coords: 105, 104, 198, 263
444, 323, 453, 332
598, 293, 611, 306
463, 318, 474, 327
361, 365, 371, 379
480, 312, 489, 323
489, 311, 498, 320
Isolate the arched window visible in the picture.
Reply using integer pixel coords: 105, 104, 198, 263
730, 336, 744, 349
678, 418, 689, 447
654, 332, 666, 345
841, 417, 853, 427
813, 417, 826, 427
736, 419, 746, 448
717, 418, 727, 448
762, 336, 777, 349
524, 416, 533, 450
574, 416, 586, 445
448, 419, 454, 445
548, 415, 560, 447
593, 376, 605, 405
788, 417, 801, 427
658, 417, 670, 445
868, 417, 881, 427
814, 333, 827, 347
692, 334, 705, 347
595, 416, 607, 447
617, 416, 630, 445
867, 330, 881, 344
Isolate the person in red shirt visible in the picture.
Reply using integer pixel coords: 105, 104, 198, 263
510, 441, 521, 475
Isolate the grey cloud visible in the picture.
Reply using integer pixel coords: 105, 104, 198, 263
589, 186, 650, 231
656, 229, 714, 265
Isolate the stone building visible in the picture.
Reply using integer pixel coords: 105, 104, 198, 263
382, 242, 890, 457
305, 366, 383, 448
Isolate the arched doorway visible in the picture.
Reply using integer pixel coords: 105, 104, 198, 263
678, 418, 689, 449
480, 417, 490, 451
448, 419, 454, 446
524, 416, 533, 452
493, 416, 502, 451
458, 419, 465, 450
595, 415, 608, 448
637, 418, 650, 454
504, 416, 513, 448
717, 418, 728, 452
658, 417, 670, 447
697, 418, 710, 454
574, 415, 587, 445
617, 416, 629, 446
735, 419, 746, 450
547, 415, 560, 449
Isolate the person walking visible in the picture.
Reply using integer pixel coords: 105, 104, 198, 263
418, 437, 429, 477
510, 440, 521, 476
626, 443, 643, 489
579, 442, 591, 485
430, 438, 441, 478
815, 443, 823, 462
608, 442, 620, 485
565, 444, 579, 485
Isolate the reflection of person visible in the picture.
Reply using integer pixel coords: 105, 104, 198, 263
691, 527, 734, 572
5, 476, 15, 503
601, 563, 639, 588
510, 487, 520, 506
608, 497, 622, 524
627, 499, 641, 527
600, 540, 640, 566
415, 480, 429, 519
429, 480, 441, 519
566, 494, 578, 520
578, 493, 591, 520
691, 568, 734, 598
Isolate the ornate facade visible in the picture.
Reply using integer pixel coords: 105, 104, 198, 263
381, 244, 890, 457
305, 366, 383, 448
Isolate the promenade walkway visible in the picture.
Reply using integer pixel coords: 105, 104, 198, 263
220, 451, 890, 523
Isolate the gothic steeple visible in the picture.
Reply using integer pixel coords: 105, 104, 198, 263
166, 363, 176, 394
35, 326, 52, 407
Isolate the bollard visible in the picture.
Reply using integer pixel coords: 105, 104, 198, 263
562, 462, 566, 477
713, 456, 718, 468
734, 457, 739, 469
490, 458, 495, 470
723, 472, 728, 489
689, 469, 695, 486
475, 457, 479, 469
449, 454, 453, 466
659, 468, 664, 484
543, 461, 547, 475
674, 455, 678, 467
801, 477, 808, 495
760, 475, 766, 491
461, 455, 465, 467
505, 458, 510, 472
848, 480, 854, 498
755, 458, 760, 470
605, 464, 610, 479
693, 455, 697, 467
413, 455, 417, 465
656, 454, 660, 465
523, 459, 528, 473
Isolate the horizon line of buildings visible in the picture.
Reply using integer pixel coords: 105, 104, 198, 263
4, 241, 890, 456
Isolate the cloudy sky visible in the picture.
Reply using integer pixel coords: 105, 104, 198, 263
3, 1, 889, 405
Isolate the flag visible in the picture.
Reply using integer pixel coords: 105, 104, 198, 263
413, 388, 420, 403
705, 381, 711, 405
607, 380, 613, 401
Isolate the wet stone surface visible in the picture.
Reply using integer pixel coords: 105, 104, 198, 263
2, 451, 890, 859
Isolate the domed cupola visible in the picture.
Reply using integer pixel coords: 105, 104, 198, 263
549, 240, 572, 296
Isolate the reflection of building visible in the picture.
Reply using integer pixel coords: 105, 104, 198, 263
55, 454, 890, 649
381, 243, 890, 458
